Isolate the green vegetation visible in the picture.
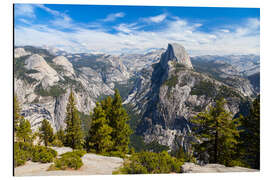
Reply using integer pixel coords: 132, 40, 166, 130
49, 151, 83, 170
216, 85, 242, 100
32, 145, 57, 163
16, 118, 32, 143
39, 119, 54, 146
174, 62, 187, 74
164, 75, 178, 88
190, 80, 216, 98
59, 76, 84, 93
238, 95, 260, 169
14, 142, 57, 167
114, 151, 184, 174
14, 95, 21, 132
34, 84, 66, 97
65, 90, 84, 149
86, 89, 132, 156
14, 142, 33, 167
14, 55, 38, 84
87, 101, 113, 153
55, 128, 65, 145
47, 62, 65, 73
191, 98, 242, 166
123, 104, 141, 132
78, 111, 91, 136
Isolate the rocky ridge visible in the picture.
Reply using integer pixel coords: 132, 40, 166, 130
14, 44, 258, 147
124, 43, 251, 152
14, 46, 130, 132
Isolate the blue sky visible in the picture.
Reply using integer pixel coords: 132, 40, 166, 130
14, 4, 260, 56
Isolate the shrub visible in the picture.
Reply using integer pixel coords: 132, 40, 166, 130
164, 75, 178, 88
14, 142, 32, 167
102, 151, 126, 159
34, 84, 66, 97
32, 146, 57, 163
51, 138, 63, 147
115, 151, 184, 174
190, 80, 216, 98
72, 149, 87, 157
50, 151, 83, 170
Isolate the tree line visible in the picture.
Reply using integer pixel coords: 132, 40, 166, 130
14, 89, 132, 157
190, 96, 260, 169
14, 89, 260, 171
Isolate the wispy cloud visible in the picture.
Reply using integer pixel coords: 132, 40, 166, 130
114, 23, 140, 34
18, 18, 32, 25
144, 14, 167, 23
15, 4, 36, 18
14, 7, 260, 56
102, 12, 125, 22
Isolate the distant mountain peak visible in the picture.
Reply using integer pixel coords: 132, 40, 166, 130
160, 43, 193, 69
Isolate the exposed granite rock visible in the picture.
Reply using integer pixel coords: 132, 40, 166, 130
125, 43, 247, 152
160, 43, 193, 69
24, 54, 60, 88
52, 56, 75, 77
14, 47, 131, 132
181, 163, 258, 173
14, 48, 31, 58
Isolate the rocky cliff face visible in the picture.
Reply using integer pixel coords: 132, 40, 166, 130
14, 45, 257, 150
14, 46, 130, 132
125, 43, 250, 152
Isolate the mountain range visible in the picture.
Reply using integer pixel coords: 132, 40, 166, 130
14, 44, 260, 151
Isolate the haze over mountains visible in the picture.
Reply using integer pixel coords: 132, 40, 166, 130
14, 44, 260, 151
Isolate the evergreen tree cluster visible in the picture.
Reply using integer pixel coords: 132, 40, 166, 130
190, 96, 260, 169
86, 89, 132, 155
239, 95, 260, 169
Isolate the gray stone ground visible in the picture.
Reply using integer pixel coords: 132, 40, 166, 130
14, 147, 124, 176
181, 163, 259, 173
14, 147, 258, 176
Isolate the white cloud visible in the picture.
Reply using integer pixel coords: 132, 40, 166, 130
50, 15, 73, 28
36, 4, 61, 16
144, 14, 167, 23
220, 29, 230, 33
15, 12, 260, 56
114, 23, 140, 34
18, 18, 31, 25
102, 12, 125, 22
15, 4, 36, 18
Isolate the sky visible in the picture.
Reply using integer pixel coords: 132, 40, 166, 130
14, 4, 260, 56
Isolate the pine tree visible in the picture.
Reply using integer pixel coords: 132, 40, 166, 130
87, 102, 113, 153
17, 118, 32, 143
14, 95, 22, 132
56, 127, 65, 144
191, 98, 241, 166
109, 89, 132, 153
39, 119, 54, 146
240, 95, 260, 169
65, 90, 84, 149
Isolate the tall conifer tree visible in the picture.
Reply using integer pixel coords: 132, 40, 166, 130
65, 90, 83, 149
17, 118, 32, 143
191, 98, 241, 166
39, 119, 54, 146
109, 89, 132, 153
240, 95, 260, 169
87, 102, 113, 153
14, 95, 21, 132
